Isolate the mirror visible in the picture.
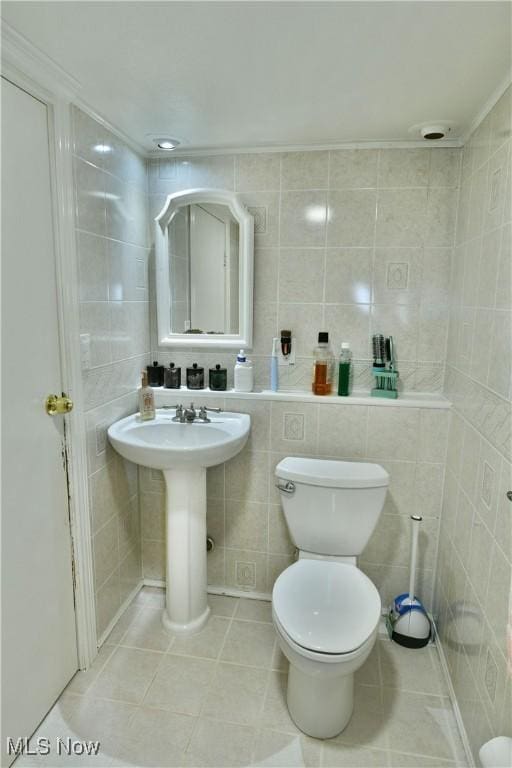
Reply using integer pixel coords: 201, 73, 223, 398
155, 189, 254, 348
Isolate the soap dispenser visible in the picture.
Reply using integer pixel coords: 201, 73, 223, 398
234, 350, 253, 392
138, 371, 155, 420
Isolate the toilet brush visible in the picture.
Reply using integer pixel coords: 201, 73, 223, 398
386, 515, 431, 648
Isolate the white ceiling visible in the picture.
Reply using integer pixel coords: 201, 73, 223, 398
2, 1, 511, 153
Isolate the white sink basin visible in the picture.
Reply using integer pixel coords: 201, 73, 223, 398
107, 407, 250, 636
108, 409, 250, 469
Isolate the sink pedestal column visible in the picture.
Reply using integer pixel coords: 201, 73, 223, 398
161, 466, 210, 635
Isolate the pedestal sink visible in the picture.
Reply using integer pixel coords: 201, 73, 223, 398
108, 408, 250, 634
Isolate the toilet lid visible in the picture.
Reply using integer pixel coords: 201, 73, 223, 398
273, 560, 381, 655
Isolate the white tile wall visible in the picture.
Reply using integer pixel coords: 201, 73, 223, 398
139, 396, 449, 607
148, 147, 460, 394
436, 85, 512, 760
74, 100, 510, 767
72, 106, 150, 638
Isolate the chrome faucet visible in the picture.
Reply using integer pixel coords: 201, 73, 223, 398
198, 405, 222, 422
183, 403, 197, 422
168, 403, 222, 423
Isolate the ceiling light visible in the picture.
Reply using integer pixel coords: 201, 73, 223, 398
93, 143, 112, 154
154, 137, 180, 150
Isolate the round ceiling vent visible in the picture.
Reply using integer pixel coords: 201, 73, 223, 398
420, 125, 449, 140
408, 121, 455, 141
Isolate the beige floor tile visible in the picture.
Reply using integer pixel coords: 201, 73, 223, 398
30, 692, 84, 749
68, 696, 138, 759
332, 685, 389, 750
143, 654, 216, 715
171, 616, 230, 660
120, 606, 174, 652
253, 729, 322, 767
40, 595, 470, 768
322, 743, 389, 767
382, 690, 462, 761
202, 662, 269, 725
106, 604, 142, 645
356, 644, 381, 687
221, 620, 276, 668
388, 751, 457, 767
208, 594, 239, 617
114, 706, 195, 766
260, 672, 300, 734
133, 585, 166, 609
66, 644, 115, 695
271, 642, 289, 672
236, 598, 273, 623
89, 646, 163, 704
185, 717, 256, 767
379, 641, 446, 696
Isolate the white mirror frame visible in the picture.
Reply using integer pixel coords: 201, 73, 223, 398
155, 188, 254, 349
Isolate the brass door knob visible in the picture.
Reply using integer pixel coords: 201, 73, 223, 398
45, 394, 74, 415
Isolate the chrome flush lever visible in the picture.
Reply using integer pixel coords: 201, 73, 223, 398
275, 480, 295, 494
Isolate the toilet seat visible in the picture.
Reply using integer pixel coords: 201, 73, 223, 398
273, 560, 381, 655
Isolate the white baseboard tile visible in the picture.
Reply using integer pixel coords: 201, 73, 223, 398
142, 579, 272, 602
432, 621, 475, 768
97, 579, 144, 649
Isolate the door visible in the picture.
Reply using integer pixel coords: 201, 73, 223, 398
1, 77, 78, 765
190, 203, 226, 332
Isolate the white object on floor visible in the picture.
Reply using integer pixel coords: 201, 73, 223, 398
479, 737, 512, 768
272, 457, 389, 739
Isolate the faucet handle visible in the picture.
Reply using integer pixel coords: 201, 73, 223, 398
202, 406, 222, 413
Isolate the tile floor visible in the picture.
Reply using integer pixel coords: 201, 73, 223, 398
17, 587, 468, 768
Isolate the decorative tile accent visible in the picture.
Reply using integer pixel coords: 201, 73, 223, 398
484, 648, 498, 702
283, 413, 304, 441
489, 167, 502, 211
247, 206, 267, 234
235, 560, 256, 588
95, 422, 108, 455
481, 461, 495, 508
386, 262, 409, 290
136, 259, 147, 289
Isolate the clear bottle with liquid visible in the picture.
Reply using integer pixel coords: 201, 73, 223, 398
138, 370, 155, 420
312, 332, 334, 396
337, 342, 352, 396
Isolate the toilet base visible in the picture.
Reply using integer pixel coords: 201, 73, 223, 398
287, 664, 354, 739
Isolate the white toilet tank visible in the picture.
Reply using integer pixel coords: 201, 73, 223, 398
275, 457, 389, 557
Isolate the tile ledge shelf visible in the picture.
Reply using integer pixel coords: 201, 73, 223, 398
154, 387, 451, 410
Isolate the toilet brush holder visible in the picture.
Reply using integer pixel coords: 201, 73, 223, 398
386, 514, 431, 647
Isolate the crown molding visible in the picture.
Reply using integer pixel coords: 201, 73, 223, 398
148, 137, 463, 160
1, 21, 81, 100
73, 97, 148, 158
460, 70, 512, 144
1, 21, 148, 158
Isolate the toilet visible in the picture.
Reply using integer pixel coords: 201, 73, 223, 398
272, 457, 389, 739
